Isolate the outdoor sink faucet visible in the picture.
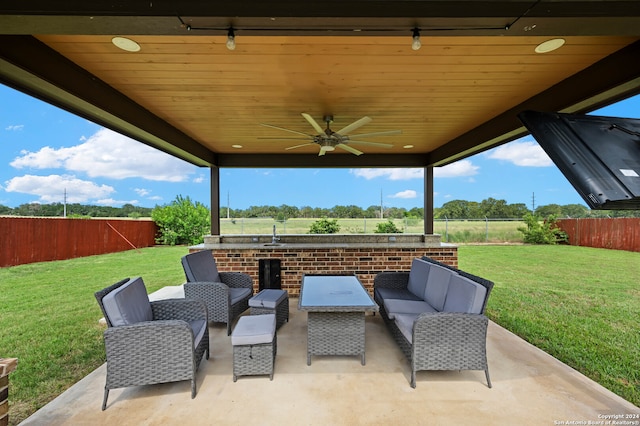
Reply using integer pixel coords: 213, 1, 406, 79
272, 224, 280, 244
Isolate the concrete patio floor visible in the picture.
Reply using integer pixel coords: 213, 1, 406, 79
21, 288, 638, 425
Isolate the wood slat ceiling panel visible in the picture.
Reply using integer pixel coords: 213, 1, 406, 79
36, 34, 637, 155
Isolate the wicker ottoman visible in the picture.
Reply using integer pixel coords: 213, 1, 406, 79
231, 314, 277, 381
249, 289, 289, 329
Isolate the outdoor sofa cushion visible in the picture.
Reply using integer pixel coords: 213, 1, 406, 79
231, 314, 276, 346
423, 264, 453, 312
374, 287, 423, 302
383, 299, 437, 320
102, 277, 153, 326
442, 274, 487, 314
406, 258, 431, 298
393, 313, 419, 343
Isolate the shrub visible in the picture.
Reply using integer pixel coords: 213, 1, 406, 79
309, 217, 340, 234
375, 220, 402, 233
152, 195, 211, 245
517, 213, 568, 244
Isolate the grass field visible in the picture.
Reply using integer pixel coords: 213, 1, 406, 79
222, 218, 525, 243
1, 244, 638, 424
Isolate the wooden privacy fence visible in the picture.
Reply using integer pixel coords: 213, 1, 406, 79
0, 217, 158, 267
556, 218, 640, 253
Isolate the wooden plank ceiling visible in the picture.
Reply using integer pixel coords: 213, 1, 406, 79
35, 34, 638, 163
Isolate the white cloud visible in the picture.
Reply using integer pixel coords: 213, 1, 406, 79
4, 174, 115, 203
5, 124, 24, 131
10, 128, 196, 182
487, 140, 553, 167
193, 175, 205, 183
95, 198, 139, 206
350, 168, 423, 180
434, 160, 479, 178
389, 190, 418, 199
134, 188, 150, 197
351, 161, 479, 181
149, 195, 163, 201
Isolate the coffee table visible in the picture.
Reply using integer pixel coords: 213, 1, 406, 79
298, 274, 378, 365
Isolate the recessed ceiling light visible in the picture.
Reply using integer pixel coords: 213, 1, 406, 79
232, 144, 243, 149
403, 145, 414, 149
535, 38, 565, 54
111, 37, 141, 52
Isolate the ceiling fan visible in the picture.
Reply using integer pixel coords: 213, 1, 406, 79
259, 113, 401, 156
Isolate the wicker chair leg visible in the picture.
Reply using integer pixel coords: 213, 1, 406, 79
410, 370, 417, 388
191, 378, 196, 399
485, 368, 492, 388
101, 388, 109, 411
227, 321, 232, 336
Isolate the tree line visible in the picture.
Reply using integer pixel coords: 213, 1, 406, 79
0, 202, 152, 218
2, 197, 638, 219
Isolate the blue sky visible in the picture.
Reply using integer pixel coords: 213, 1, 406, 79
1, 83, 638, 210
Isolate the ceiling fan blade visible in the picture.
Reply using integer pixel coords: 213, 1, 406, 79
335, 116, 372, 135
301, 113, 325, 134
318, 146, 330, 156
336, 144, 363, 156
347, 140, 394, 148
285, 143, 316, 150
348, 129, 402, 138
260, 123, 311, 138
258, 137, 312, 140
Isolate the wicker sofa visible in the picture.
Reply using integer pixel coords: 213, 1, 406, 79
373, 256, 493, 388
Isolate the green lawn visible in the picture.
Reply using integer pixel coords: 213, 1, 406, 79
221, 218, 525, 243
0, 244, 638, 424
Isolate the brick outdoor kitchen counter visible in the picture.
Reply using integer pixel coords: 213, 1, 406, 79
190, 234, 457, 297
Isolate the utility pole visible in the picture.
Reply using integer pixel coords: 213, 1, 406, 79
227, 191, 230, 219
63, 188, 67, 217
380, 189, 383, 219
531, 192, 536, 213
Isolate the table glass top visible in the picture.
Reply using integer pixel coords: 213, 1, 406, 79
300, 275, 376, 308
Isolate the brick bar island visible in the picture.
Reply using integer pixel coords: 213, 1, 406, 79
190, 234, 457, 296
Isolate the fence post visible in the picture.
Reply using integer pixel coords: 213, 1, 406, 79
363, 218, 366, 234
485, 216, 489, 242
445, 216, 449, 242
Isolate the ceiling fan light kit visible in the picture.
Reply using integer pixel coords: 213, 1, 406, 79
260, 113, 401, 156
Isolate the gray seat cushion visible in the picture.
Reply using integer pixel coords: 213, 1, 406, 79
442, 274, 487, 314
190, 319, 207, 348
102, 277, 153, 326
230, 287, 252, 304
249, 289, 288, 309
231, 314, 276, 346
182, 250, 221, 283
375, 287, 423, 302
406, 258, 431, 299
394, 313, 419, 344
424, 264, 454, 312
383, 298, 437, 319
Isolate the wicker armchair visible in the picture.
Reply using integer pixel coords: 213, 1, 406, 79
95, 277, 209, 410
374, 257, 493, 388
181, 250, 254, 335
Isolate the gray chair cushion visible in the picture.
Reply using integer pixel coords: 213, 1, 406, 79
190, 319, 207, 348
249, 289, 287, 309
230, 287, 252, 304
231, 314, 276, 346
182, 250, 221, 283
102, 277, 153, 326
383, 298, 437, 320
424, 264, 453, 311
442, 274, 488, 314
406, 258, 431, 299
394, 314, 419, 344
375, 287, 423, 302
